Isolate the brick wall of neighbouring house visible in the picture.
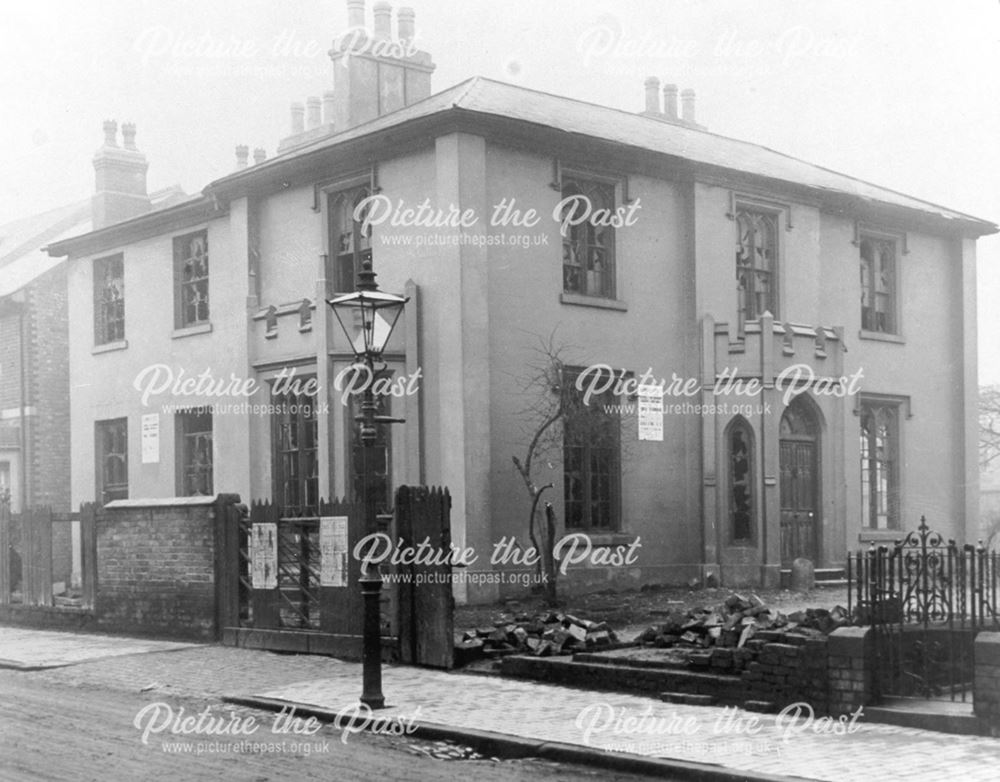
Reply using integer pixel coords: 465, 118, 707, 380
25, 267, 71, 511
0, 306, 24, 451
95, 502, 218, 639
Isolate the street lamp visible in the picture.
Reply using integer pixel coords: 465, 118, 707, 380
327, 259, 408, 710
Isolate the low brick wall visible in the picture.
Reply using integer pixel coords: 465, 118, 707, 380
93, 497, 224, 640
826, 627, 873, 715
975, 632, 1000, 734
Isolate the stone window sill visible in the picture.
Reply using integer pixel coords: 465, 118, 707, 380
858, 529, 903, 543
560, 293, 627, 312
172, 322, 213, 339
859, 330, 905, 344
92, 339, 128, 355
566, 532, 635, 547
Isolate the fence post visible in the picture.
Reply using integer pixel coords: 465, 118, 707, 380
80, 503, 98, 610
0, 494, 9, 605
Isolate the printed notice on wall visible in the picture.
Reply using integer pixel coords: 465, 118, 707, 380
320, 516, 350, 588
251, 523, 278, 590
141, 413, 160, 463
637, 384, 664, 441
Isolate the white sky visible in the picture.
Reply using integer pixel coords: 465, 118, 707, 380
1, 0, 998, 381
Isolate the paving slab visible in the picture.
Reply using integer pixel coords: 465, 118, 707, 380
236, 663, 1000, 782
0, 627, 199, 669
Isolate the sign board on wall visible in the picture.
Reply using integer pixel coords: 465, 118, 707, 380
637, 384, 664, 441
319, 516, 350, 587
141, 413, 160, 463
250, 523, 278, 589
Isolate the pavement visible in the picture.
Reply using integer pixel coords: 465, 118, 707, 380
3, 627, 1000, 781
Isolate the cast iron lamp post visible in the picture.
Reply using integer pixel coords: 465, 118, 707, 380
327, 259, 408, 710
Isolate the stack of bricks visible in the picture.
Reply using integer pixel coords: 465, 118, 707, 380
974, 632, 1000, 735
826, 626, 873, 716
690, 628, 829, 712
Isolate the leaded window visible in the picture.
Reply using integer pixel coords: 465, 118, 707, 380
328, 187, 372, 294
174, 231, 209, 327
561, 178, 615, 298
735, 208, 778, 324
860, 236, 896, 333
728, 419, 754, 542
94, 254, 124, 344
860, 400, 899, 529
178, 410, 213, 496
272, 385, 318, 515
96, 418, 128, 504
563, 367, 621, 530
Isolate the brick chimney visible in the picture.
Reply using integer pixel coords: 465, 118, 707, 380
92, 120, 151, 229
328, 0, 436, 131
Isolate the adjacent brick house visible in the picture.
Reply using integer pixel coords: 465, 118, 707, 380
45, 0, 996, 602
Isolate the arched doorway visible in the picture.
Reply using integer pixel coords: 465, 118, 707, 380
779, 398, 820, 565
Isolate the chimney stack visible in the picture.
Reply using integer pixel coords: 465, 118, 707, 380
328, 0, 435, 130
663, 84, 678, 120
681, 89, 696, 124
236, 144, 249, 169
323, 90, 336, 125
347, 0, 366, 29
291, 101, 305, 134
373, 1, 391, 38
306, 96, 322, 129
643, 77, 661, 115
92, 120, 151, 229
253, 147, 267, 165
397, 6, 415, 43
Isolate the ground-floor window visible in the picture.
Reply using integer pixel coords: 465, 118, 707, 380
272, 385, 318, 515
177, 410, 213, 496
96, 418, 128, 504
727, 418, 755, 542
860, 398, 901, 529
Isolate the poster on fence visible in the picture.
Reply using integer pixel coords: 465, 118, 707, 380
319, 516, 350, 588
250, 523, 277, 590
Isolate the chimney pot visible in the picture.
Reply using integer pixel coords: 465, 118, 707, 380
397, 7, 415, 43
681, 88, 696, 124
663, 84, 679, 120
102, 119, 118, 147
291, 101, 305, 134
373, 1, 391, 38
346, 0, 366, 29
236, 144, 249, 169
253, 147, 266, 165
306, 96, 322, 129
644, 76, 661, 114
121, 122, 137, 150
323, 90, 336, 125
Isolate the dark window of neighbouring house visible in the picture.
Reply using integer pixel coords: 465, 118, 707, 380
562, 367, 621, 530
177, 410, 213, 496
174, 230, 210, 328
96, 418, 128, 503
94, 254, 125, 344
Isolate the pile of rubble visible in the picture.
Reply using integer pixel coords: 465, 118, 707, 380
456, 612, 620, 664
634, 593, 849, 650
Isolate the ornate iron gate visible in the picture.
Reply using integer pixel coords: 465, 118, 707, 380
848, 516, 1000, 701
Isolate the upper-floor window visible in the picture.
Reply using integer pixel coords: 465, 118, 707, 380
96, 417, 128, 504
860, 235, 897, 334
174, 231, 209, 328
562, 366, 621, 530
860, 399, 900, 529
327, 187, 372, 294
94, 254, 125, 345
177, 410, 213, 496
561, 178, 616, 299
735, 207, 778, 323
